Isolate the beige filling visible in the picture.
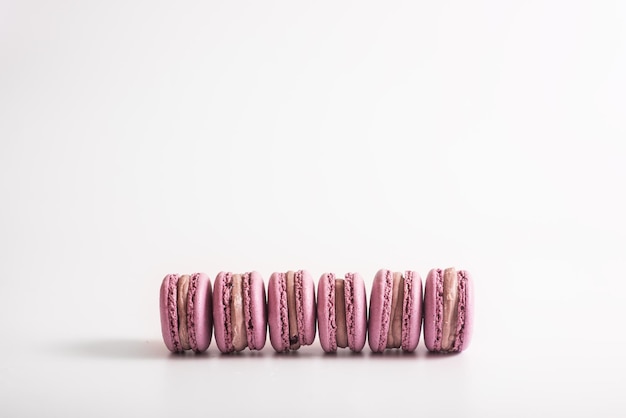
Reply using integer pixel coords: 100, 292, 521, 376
386, 272, 404, 348
335, 279, 348, 348
286, 271, 300, 349
177, 275, 190, 350
442, 267, 459, 351
230, 274, 247, 351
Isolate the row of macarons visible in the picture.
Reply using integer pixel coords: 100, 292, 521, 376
159, 268, 474, 354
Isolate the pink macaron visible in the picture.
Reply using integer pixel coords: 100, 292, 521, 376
317, 272, 367, 353
368, 269, 422, 353
159, 273, 213, 353
267, 270, 316, 352
213, 271, 267, 353
423, 267, 474, 353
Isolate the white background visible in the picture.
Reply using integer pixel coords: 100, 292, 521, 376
1, 1, 625, 416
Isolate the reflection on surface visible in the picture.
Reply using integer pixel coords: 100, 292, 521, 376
50, 339, 462, 360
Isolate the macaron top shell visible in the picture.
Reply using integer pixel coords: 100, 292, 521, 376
244, 271, 267, 351
160, 274, 181, 352
317, 273, 337, 352
268, 272, 289, 351
400, 270, 422, 352
213, 271, 232, 353
457, 270, 474, 352
298, 270, 317, 346
346, 272, 367, 352
187, 272, 213, 352
368, 269, 392, 352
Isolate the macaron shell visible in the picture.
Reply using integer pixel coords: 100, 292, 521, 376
246, 271, 267, 350
367, 269, 391, 352
347, 272, 367, 352
457, 270, 474, 352
212, 271, 231, 353
189, 273, 213, 352
316, 273, 336, 352
299, 270, 317, 346
159, 274, 181, 352
267, 272, 289, 352
423, 268, 441, 352
401, 271, 422, 352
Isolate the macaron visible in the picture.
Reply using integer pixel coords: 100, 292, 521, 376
368, 269, 422, 353
317, 272, 367, 353
213, 271, 267, 353
423, 267, 474, 353
267, 270, 316, 352
159, 273, 213, 353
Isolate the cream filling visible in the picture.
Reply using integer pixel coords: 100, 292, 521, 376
286, 271, 300, 349
386, 272, 404, 348
442, 267, 459, 351
177, 275, 190, 350
335, 279, 348, 348
230, 274, 247, 351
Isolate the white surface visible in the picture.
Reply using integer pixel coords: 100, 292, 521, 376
1, 1, 625, 416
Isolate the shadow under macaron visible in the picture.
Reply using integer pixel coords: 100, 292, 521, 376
365, 345, 461, 360
423, 350, 463, 360
321, 350, 366, 359
216, 349, 270, 359
367, 350, 418, 360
